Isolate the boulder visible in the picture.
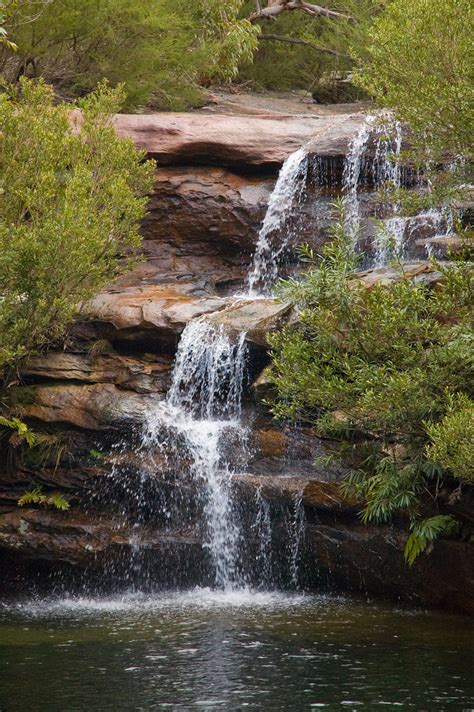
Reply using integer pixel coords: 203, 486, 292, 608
351, 261, 444, 290
80, 283, 229, 346
113, 111, 367, 169
207, 298, 294, 347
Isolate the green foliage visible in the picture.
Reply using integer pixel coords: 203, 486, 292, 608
0, 0, 258, 109
89, 449, 105, 461
404, 515, 459, 566
355, 0, 473, 159
269, 208, 474, 563
0, 78, 154, 373
18, 486, 69, 511
425, 394, 474, 484
238, 0, 379, 101
0, 414, 36, 446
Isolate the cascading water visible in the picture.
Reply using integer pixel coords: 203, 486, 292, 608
342, 111, 403, 242
344, 111, 458, 265
247, 147, 309, 297
118, 110, 460, 596
288, 491, 306, 589
143, 319, 248, 590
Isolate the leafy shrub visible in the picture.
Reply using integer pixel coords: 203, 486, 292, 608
269, 207, 474, 562
425, 394, 474, 484
355, 0, 473, 159
0, 77, 154, 374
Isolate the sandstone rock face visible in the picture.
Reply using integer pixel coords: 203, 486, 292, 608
113, 111, 366, 169
16, 384, 157, 430
2, 95, 471, 615
81, 283, 228, 345
207, 298, 294, 347
143, 167, 273, 253
23, 352, 172, 394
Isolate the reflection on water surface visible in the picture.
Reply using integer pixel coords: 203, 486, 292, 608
0, 589, 472, 711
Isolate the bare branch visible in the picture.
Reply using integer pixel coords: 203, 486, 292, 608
258, 33, 350, 58
249, 1, 351, 23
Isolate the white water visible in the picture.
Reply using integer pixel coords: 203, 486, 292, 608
288, 491, 306, 589
247, 147, 308, 297
253, 487, 273, 587
343, 111, 457, 265
143, 319, 248, 590
343, 111, 403, 242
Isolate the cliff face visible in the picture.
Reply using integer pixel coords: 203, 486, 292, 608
0, 93, 472, 614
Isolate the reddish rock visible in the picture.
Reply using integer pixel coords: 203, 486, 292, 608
23, 352, 172, 394
143, 167, 273, 253
15, 383, 157, 430
113, 111, 366, 168
207, 298, 294, 347
81, 283, 228, 341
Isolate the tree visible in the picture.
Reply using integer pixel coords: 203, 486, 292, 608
0, 0, 383, 108
0, 78, 154, 376
0, 0, 258, 109
354, 0, 473, 159
269, 208, 473, 563
237, 0, 383, 101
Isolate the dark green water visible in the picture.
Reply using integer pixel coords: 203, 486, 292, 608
0, 590, 472, 711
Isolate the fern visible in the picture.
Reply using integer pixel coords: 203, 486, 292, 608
0, 416, 37, 447
18, 487, 69, 511
17, 487, 43, 507
404, 515, 459, 566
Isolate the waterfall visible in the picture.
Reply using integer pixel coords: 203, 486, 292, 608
143, 319, 248, 590
288, 491, 306, 589
253, 487, 273, 588
125, 112, 458, 596
342, 111, 403, 242
247, 147, 309, 297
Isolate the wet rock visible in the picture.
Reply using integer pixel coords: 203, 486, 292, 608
414, 234, 465, 259
0, 508, 203, 583
299, 520, 474, 616
233, 474, 357, 513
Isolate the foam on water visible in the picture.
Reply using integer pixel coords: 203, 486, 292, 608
4, 588, 319, 618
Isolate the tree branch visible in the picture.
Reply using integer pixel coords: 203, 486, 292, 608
258, 33, 350, 58
249, 1, 351, 23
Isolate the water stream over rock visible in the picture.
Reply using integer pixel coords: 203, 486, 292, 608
117, 111, 462, 593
